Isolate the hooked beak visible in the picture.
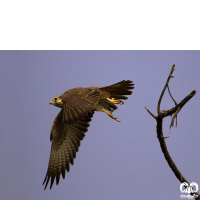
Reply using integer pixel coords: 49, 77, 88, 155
49, 98, 54, 105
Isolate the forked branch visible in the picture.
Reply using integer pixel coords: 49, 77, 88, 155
157, 64, 175, 115
145, 65, 199, 199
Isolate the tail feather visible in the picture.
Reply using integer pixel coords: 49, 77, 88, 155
111, 94, 129, 100
100, 80, 134, 100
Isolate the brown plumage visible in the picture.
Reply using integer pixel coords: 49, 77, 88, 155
43, 80, 134, 189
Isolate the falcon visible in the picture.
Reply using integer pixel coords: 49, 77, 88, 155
43, 80, 134, 190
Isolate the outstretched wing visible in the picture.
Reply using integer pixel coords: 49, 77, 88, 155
43, 110, 94, 190
60, 87, 99, 123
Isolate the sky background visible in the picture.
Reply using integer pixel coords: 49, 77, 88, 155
0, 51, 200, 200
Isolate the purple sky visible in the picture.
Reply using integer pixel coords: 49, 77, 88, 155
0, 51, 200, 199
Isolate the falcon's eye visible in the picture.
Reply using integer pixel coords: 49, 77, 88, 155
54, 97, 58, 101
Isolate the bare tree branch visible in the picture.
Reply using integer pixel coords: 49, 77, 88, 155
144, 106, 157, 119
167, 84, 178, 130
145, 65, 199, 199
169, 107, 180, 133
167, 85, 177, 105
157, 64, 175, 115
161, 90, 196, 119
169, 90, 196, 133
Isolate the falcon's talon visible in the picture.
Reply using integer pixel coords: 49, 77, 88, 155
102, 109, 120, 122
107, 98, 124, 105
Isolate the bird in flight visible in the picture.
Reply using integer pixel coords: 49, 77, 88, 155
43, 80, 134, 189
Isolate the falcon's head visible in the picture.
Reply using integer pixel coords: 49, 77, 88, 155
49, 95, 63, 108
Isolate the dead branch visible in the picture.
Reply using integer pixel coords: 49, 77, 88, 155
167, 85, 178, 128
157, 64, 175, 115
144, 106, 156, 119
167, 84, 177, 106
145, 65, 199, 199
